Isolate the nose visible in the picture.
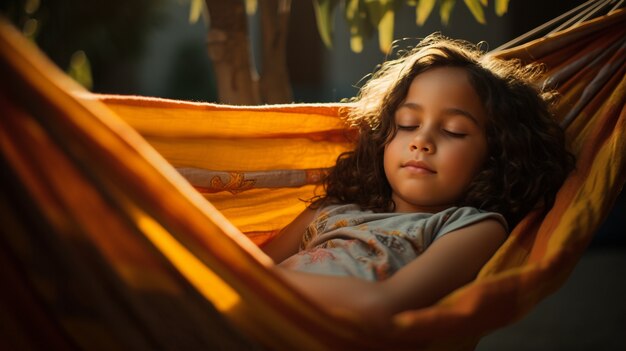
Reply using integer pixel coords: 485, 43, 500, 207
409, 131, 435, 153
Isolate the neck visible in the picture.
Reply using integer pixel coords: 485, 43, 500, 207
392, 202, 454, 214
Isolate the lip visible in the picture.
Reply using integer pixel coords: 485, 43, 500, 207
402, 160, 436, 174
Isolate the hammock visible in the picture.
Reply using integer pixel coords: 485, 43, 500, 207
0, 6, 624, 350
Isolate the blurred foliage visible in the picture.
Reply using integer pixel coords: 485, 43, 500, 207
188, 0, 205, 23
67, 50, 93, 90
0, 0, 166, 90
313, 0, 511, 53
187, 0, 258, 22
188, 0, 509, 55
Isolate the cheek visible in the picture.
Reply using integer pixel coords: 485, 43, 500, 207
383, 137, 403, 162
446, 145, 487, 176
383, 144, 392, 172
383, 142, 399, 179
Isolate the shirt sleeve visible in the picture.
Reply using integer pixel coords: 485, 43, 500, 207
433, 207, 508, 241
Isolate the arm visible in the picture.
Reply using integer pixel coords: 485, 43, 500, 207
261, 207, 317, 263
272, 218, 506, 326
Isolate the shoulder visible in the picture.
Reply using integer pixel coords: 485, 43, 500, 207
431, 216, 508, 256
309, 204, 368, 226
434, 206, 508, 240
319, 203, 364, 216
262, 207, 318, 263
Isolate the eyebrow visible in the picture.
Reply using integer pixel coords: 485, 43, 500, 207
398, 102, 482, 126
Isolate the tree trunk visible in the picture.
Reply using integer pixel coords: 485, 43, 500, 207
204, 0, 259, 104
259, 0, 293, 103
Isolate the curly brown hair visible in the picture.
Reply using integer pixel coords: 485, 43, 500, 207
312, 34, 575, 228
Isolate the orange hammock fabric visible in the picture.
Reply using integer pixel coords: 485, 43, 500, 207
0, 8, 625, 351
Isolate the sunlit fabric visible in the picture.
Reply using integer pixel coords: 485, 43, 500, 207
0, 9, 624, 350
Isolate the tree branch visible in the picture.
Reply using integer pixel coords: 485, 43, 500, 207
205, 0, 260, 104
259, 0, 293, 103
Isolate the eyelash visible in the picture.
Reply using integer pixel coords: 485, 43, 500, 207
397, 125, 467, 138
444, 130, 467, 138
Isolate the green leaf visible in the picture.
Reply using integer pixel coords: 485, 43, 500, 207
67, 50, 93, 90
346, 0, 365, 53
416, 0, 435, 26
495, 0, 510, 16
377, 4, 394, 53
245, 0, 258, 15
364, 0, 394, 53
439, 0, 455, 25
188, 0, 204, 23
351, 33, 365, 53
463, 0, 486, 24
313, 0, 339, 49
363, 0, 385, 27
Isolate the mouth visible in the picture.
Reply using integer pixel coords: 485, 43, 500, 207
402, 160, 436, 174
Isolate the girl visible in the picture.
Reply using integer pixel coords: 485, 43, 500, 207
263, 35, 574, 326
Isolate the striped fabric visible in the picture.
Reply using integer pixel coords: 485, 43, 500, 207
0, 8, 624, 351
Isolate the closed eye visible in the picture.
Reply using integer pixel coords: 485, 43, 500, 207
443, 130, 467, 138
397, 125, 418, 131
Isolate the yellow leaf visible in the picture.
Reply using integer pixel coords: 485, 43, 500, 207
363, 0, 394, 53
439, 0, 455, 25
463, 0, 486, 24
313, 0, 339, 49
416, 0, 435, 26
188, 0, 204, 23
378, 6, 394, 53
346, 0, 363, 53
245, 0, 258, 15
351, 34, 364, 53
364, 0, 392, 26
346, 0, 359, 21
347, 0, 366, 53
495, 0, 510, 16
67, 50, 93, 90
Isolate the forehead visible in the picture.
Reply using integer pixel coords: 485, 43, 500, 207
408, 66, 476, 98
401, 66, 487, 125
